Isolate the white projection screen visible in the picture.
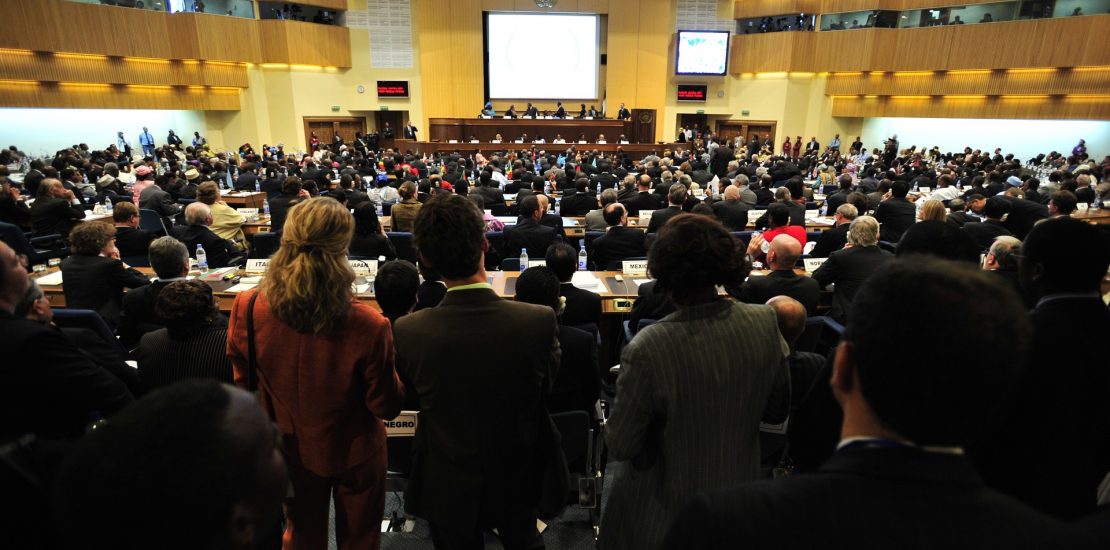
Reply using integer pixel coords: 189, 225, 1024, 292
486, 13, 599, 100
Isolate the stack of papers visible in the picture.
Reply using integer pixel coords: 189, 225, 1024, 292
36, 271, 64, 286
571, 272, 602, 291
225, 283, 257, 293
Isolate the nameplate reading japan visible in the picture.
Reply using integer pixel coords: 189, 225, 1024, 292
622, 260, 648, 276
384, 411, 419, 437
349, 259, 379, 276
803, 258, 828, 273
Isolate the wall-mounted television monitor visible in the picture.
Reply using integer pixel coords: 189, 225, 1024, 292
675, 30, 730, 76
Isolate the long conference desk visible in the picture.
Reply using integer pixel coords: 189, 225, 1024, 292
428, 117, 634, 144
410, 142, 682, 156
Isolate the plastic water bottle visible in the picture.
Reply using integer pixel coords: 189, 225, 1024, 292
196, 244, 208, 273
103, 196, 111, 214
596, 183, 601, 196
820, 202, 827, 217
254, 180, 261, 193
544, 180, 552, 195
519, 249, 529, 271
263, 200, 270, 216
1093, 190, 1103, 211
578, 241, 588, 271
375, 202, 383, 217
912, 180, 919, 192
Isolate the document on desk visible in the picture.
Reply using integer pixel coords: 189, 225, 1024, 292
571, 271, 602, 291
36, 271, 64, 286
633, 278, 652, 287
225, 283, 257, 293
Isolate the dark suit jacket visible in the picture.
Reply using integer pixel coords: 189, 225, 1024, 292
873, 197, 916, 243
738, 269, 821, 315
754, 202, 806, 229
947, 211, 981, 227
754, 188, 774, 206
137, 323, 233, 392
29, 196, 85, 236
620, 191, 663, 217
812, 245, 894, 322
590, 226, 647, 270
113, 226, 155, 258
172, 224, 236, 268
559, 282, 602, 327
629, 280, 675, 333
61, 326, 143, 397
0, 196, 31, 229
138, 185, 180, 221
549, 325, 599, 416
647, 205, 684, 234
976, 296, 1110, 520
118, 279, 174, 348
809, 223, 849, 258
825, 190, 851, 213
234, 172, 259, 191
60, 254, 151, 328
999, 196, 1049, 239
559, 192, 598, 217
0, 311, 133, 441
962, 219, 1013, 251
589, 172, 617, 190
663, 447, 1090, 550
267, 193, 300, 230
710, 199, 750, 231
393, 288, 560, 533
505, 217, 562, 257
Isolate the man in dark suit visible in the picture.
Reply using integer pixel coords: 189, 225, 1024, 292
591, 204, 648, 272
172, 203, 242, 269
30, 178, 85, 237
515, 266, 599, 416
119, 236, 190, 348
975, 218, 1110, 521
809, 203, 856, 258
754, 188, 806, 229
557, 178, 598, 218
812, 216, 894, 323
873, 180, 916, 243
710, 186, 750, 231
999, 194, 1049, 240
647, 184, 687, 234
111, 201, 156, 258
139, 176, 182, 228
589, 167, 618, 191
962, 196, 1014, 251
824, 175, 854, 214
233, 162, 259, 191
267, 177, 307, 232
554, 101, 567, 118
946, 197, 981, 227
738, 234, 819, 315
545, 242, 602, 328
535, 194, 566, 239
616, 103, 631, 120
709, 144, 735, 179
394, 195, 560, 549
620, 175, 663, 217
505, 194, 562, 257
0, 241, 133, 442
664, 257, 1091, 550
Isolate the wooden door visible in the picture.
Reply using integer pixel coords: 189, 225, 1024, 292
716, 121, 745, 143
744, 121, 778, 150
302, 117, 367, 151
678, 113, 708, 138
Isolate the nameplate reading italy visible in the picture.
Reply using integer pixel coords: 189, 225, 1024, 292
622, 260, 648, 276
384, 411, 419, 437
245, 259, 270, 273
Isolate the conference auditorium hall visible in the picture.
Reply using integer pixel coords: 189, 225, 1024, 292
1, 0, 1109, 549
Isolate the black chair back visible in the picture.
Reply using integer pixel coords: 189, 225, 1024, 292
51, 308, 127, 356
386, 232, 418, 263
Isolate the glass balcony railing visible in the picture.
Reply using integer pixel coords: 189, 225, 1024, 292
820, 0, 1108, 31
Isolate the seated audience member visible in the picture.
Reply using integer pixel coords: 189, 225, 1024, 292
873, 180, 916, 244
962, 196, 1014, 251
824, 174, 854, 213
338, 174, 371, 207
710, 185, 751, 231
663, 258, 1090, 550
514, 266, 600, 416
172, 202, 242, 269
546, 242, 602, 327
754, 184, 806, 229
1047, 189, 1077, 217
536, 194, 567, 239
749, 204, 807, 265
506, 194, 562, 257
195, 182, 246, 247
112, 201, 156, 258
138, 175, 182, 228
390, 181, 422, 232
591, 203, 648, 271
975, 217, 1110, 520
766, 295, 825, 410
585, 188, 618, 231
0, 241, 133, 441
414, 261, 447, 311
647, 184, 691, 234
267, 176, 308, 231
896, 220, 981, 264
602, 213, 789, 550
982, 235, 1027, 305
628, 278, 675, 336
621, 175, 663, 217
394, 194, 559, 549
119, 236, 189, 348
561, 177, 601, 217
349, 203, 397, 260
0, 175, 31, 229
812, 216, 893, 323
52, 381, 287, 550
917, 199, 948, 223
16, 279, 141, 397
809, 203, 857, 258
29, 178, 85, 237
373, 259, 420, 325
946, 198, 981, 227
137, 280, 232, 391
739, 234, 820, 315
60, 221, 150, 328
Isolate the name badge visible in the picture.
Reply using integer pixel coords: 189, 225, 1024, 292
349, 259, 379, 276
528, 259, 547, 268
622, 260, 648, 276
384, 411, 419, 437
245, 259, 270, 273
803, 258, 827, 273
236, 208, 259, 216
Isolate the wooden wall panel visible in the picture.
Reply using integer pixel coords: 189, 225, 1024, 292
0, 51, 248, 87
826, 68, 1110, 96
0, 81, 240, 110
6, 1, 176, 59
831, 95, 1110, 119
194, 14, 263, 63
414, 0, 484, 123
258, 20, 351, 67
298, 0, 349, 10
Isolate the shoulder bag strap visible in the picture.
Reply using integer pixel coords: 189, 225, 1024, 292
246, 291, 260, 393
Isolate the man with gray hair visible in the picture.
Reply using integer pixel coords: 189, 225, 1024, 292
809, 203, 858, 258
812, 216, 893, 322
982, 235, 1026, 303
647, 183, 688, 233
171, 202, 241, 269
586, 188, 619, 231
734, 174, 757, 206
1073, 173, 1096, 205
710, 185, 751, 231
119, 236, 192, 347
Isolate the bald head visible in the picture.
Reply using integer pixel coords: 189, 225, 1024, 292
723, 185, 740, 201
767, 295, 807, 345
767, 234, 802, 270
